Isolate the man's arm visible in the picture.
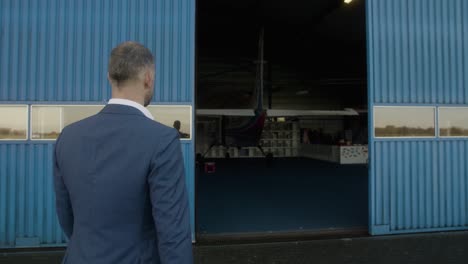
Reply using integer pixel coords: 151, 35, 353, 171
53, 136, 74, 238
149, 130, 193, 264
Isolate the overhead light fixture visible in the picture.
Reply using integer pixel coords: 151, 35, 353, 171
344, 0, 353, 4
295, 90, 309, 95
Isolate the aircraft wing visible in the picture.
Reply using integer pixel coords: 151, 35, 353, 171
196, 108, 358, 117
196, 109, 256, 116
266, 108, 358, 116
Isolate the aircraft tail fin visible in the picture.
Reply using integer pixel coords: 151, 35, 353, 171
255, 27, 265, 113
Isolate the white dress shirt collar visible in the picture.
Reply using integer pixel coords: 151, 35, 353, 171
108, 98, 154, 120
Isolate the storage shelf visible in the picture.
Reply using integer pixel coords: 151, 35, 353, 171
261, 139, 295, 141
262, 147, 298, 149
265, 130, 297, 133
203, 120, 301, 158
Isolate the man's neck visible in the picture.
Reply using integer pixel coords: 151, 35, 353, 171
111, 88, 144, 106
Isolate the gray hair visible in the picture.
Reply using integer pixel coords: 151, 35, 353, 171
108, 41, 154, 85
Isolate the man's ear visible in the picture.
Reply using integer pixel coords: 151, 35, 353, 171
144, 70, 154, 89
107, 72, 118, 88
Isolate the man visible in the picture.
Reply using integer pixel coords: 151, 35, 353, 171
53, 41, 193, 264
173, 120, 189, 139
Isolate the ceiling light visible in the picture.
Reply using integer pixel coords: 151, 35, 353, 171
344, 0, 353, 4
295, 90, 309, 95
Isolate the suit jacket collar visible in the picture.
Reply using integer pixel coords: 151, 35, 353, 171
100, 104, 148, 118
107, 98, 154, 119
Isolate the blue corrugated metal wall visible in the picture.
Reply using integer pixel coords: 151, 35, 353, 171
0, 144, 66, 247
372, 141, 467, 233
368, 0, 468, 104
368, 0, 468, 235
0, 0, 194, 103
0, 0, 195, 247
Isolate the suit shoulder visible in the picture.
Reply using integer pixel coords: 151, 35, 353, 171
142, 118, 178, 137
139, 120, 181, 155
60, 114, 99, 134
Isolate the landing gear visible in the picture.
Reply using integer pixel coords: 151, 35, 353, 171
266, 152, 274, 167
196, 153, 205, 173
257, 145, 273, 166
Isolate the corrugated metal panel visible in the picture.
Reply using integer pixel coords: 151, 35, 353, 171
0, 0, 195, 247
0, 143, 194, 248
372, 141, 468, 233
0, 144, 67, 247
181, 142, 195, 241
0, 0, 195, 103
367, 0, 468, 104
368, 0, 468, 235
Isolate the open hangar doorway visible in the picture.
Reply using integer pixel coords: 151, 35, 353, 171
195, 0, 368, 239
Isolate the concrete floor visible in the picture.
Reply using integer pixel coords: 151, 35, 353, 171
197, 158, 368, 234
1, 231, 467, 264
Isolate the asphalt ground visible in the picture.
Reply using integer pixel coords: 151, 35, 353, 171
1, 231, 467, 264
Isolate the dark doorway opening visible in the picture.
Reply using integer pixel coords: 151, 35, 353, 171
195, 0, 368, 240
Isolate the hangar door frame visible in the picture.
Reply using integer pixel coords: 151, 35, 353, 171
367, 0, 468, 235
0, 0, 196, 248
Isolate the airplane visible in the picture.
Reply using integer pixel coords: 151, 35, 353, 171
196, 28, 358, 159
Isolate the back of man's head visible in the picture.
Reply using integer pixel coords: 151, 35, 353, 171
108, 41, 154, 85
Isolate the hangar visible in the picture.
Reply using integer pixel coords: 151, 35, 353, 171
1, 0, 468, 248
195, 0, 369, 237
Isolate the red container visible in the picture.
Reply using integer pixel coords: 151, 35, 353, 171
204, 162, 216, 174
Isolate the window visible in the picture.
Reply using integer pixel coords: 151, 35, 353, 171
0, 105, 28, 140
374, 106, 435, 138
31, 105, 104, 140
439, 107, 468, 137
147, 105, 192, 140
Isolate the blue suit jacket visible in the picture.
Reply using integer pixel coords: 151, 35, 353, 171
53, 104, 193, 264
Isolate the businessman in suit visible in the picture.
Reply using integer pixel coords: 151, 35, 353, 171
53, 41, 193, 263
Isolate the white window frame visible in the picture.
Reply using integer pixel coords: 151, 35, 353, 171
438, 106, 468, 138
373, 106, 437, 139
0, 104, 29, 141
30, 105, 104, 141
30, 104, 193, 141
147, 104, 193, 141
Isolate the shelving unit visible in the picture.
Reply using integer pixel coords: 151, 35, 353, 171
204, 119, 300, 158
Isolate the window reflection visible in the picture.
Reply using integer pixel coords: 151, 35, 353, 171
439, 107, 468, 137
31, 105, 104, 140
0, 105, 28, 140
374, 107, 435, 137
147, 105, 192, 140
